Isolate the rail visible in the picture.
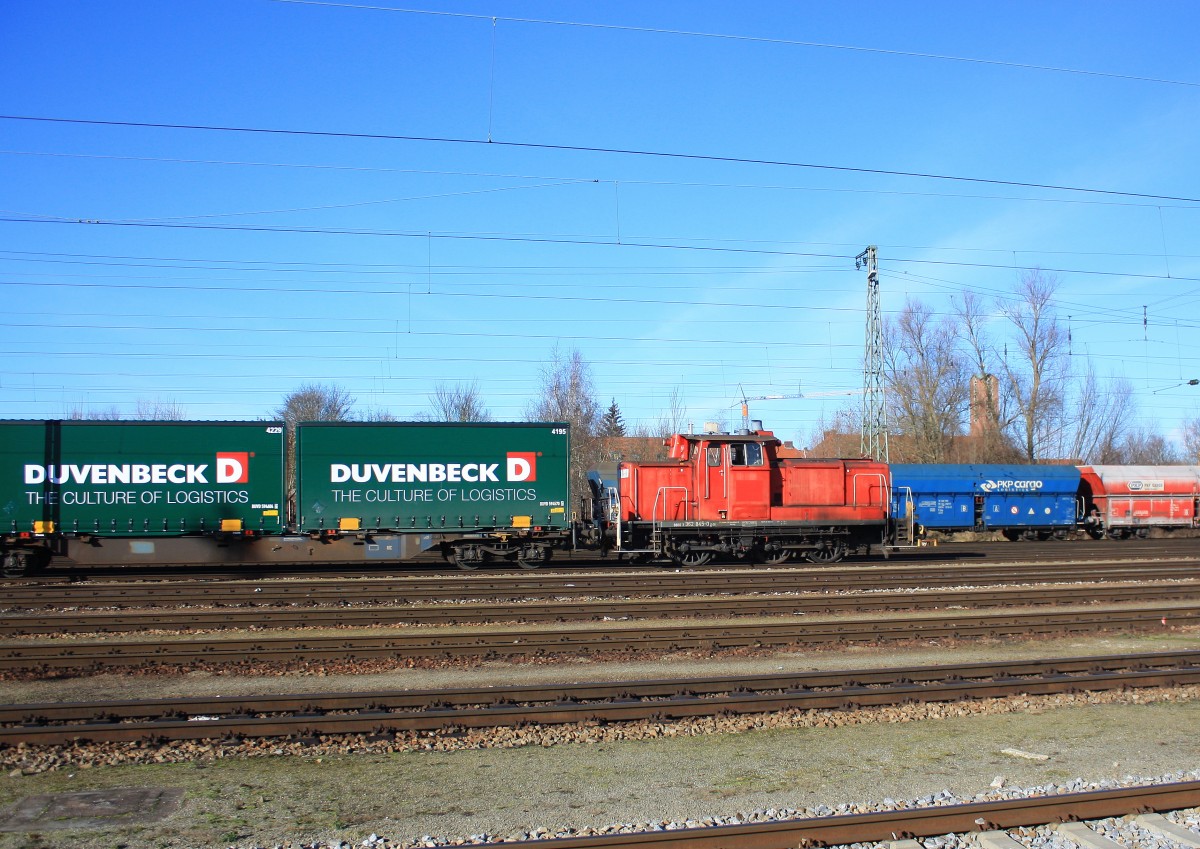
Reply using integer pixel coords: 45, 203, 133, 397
2, 604, 1199, 671
4, 651, 1199, 745
490, 782, 1200, 849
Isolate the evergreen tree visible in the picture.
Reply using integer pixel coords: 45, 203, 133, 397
600, 399, 626, 437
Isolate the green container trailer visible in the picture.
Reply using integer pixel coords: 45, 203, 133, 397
0, 420, 285, 539
295, 421, 571, 567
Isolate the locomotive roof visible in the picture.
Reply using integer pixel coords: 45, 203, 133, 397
674, 430, 780, 443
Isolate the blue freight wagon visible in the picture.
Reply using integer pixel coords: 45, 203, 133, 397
890, 464, 1082, 540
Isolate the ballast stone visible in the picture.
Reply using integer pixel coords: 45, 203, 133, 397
1134, 813, 1200, 848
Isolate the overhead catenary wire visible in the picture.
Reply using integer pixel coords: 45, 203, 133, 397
5, 215, 1200, 287
272, 0, 1200, 90
6, 148, 1200, 212
3, 114, 1199, 205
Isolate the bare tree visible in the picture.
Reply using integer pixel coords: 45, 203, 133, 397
999, 271, 1071, 461
359, 407, 397, 422
429, 381, 491, 422
1183, 415, 1200, 463
527, 347, 602, 504
960, 283, 1134, 464
275, 383, 355, 427
275, 383, 356, 500
134, 399, 186, 420
1116, 427, 1183, 464
805, 402, 863, 458
883, 298, 968, 462
1063, 367, 1133, 463
527, 348, 601, 433
67, 398, 185, 420
655, 387, 689, 437
67, 405, 123, 420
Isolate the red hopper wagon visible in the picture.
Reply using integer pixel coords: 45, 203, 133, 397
1079, 465, 1200, 538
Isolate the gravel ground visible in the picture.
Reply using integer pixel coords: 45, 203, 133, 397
1, 630, 1199, 848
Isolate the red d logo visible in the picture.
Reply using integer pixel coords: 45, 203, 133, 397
216, 452, 250, 484
506, 452, 537, 482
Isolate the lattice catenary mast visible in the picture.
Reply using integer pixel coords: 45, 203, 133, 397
857, 245, 888, 462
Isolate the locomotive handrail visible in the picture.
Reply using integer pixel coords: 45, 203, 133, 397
891, 485, 918, 548
851, 472, 886, 508
605, 484, 622, 551
652, 486, 690, 527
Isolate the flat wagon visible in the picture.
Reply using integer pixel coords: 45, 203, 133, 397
295, 421, 572, 568
0, 420, 285, 574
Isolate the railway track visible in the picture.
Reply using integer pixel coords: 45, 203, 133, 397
3, 604, 1199, 672
4, 559, 1200, 611
23, 536, 1200, 583
4, 581, 1199, 635
3, 651, 1198, 745
489, 782, 1200, 849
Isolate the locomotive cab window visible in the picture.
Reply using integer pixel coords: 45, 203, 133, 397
730, 442, 763, 466
706, 446, 722, 467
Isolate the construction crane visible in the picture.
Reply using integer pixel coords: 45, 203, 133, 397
733, 385, 860, 431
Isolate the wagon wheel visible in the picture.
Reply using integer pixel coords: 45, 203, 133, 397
2, 552, 29, 579
670, 549, 714, 568
804, 543, 846, 564
516, 545, 552, 570
451, 545, 490, 571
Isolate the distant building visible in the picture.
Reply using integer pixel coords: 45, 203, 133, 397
968, 374, 1001, 438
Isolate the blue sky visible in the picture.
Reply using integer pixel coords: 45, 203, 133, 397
2, 0, 1199, 449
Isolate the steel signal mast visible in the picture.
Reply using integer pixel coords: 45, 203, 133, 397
857, 245, 888, 462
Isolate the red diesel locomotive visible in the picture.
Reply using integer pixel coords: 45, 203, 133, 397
593, 426, 890, 566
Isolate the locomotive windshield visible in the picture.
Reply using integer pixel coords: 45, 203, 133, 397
730, 442, 763, 466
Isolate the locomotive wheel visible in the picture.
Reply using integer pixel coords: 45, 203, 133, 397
670, 549, 714, 568
516, 545, 552, 569
804, 543, 845, 564
759, 549, 793, 565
